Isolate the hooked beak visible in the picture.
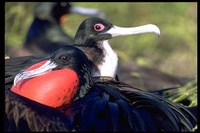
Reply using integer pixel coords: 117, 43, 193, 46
104, 24, 160, 37
70, 6, 106, 18
14, 60, 57, 86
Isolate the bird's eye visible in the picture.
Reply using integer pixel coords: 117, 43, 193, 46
59, 55, 69, 62
94, 23, 105, 31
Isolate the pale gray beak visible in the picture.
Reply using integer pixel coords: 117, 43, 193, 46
70, 6, 106, 18
14, 60, 57, 86
104, 24, 160, 37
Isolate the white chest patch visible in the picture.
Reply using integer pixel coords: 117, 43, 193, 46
93, 40, 118, 78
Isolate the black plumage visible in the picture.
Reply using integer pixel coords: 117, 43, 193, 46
5, 45, 197, 131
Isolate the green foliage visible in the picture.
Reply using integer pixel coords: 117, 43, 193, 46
168, 79, 197, 107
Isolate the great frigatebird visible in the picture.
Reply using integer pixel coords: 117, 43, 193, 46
6, 3, 161, 84
5, 17, 160, 82
5, 2, 105, 57
23, 2, 105, 55
5, 45, 197, 131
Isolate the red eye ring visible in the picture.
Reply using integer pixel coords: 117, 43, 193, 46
94, 23, 105, 31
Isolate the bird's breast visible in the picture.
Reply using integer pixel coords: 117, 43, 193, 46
93, 40, 118, 78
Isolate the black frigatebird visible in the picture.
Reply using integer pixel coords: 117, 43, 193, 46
24, 2, 106, 55
5, 45, 95, 131
6, 17, 160, 82
73, 17, 160, 79
6, 45, 197, 131
6, 2, 105, 57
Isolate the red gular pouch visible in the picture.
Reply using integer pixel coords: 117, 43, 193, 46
11, 60, 79, 108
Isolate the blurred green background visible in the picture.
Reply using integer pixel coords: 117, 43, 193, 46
5, 2, 197, 79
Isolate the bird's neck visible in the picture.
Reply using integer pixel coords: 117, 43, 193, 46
93, 40, 118, 78
74, 40, 118, 79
